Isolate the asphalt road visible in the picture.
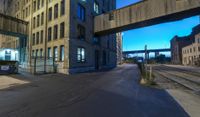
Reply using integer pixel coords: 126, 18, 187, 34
0, 64, 189, 117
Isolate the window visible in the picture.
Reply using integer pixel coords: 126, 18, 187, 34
36, 32, 39, 44
53, 46, 58, 61
54, 25, 58, 40
37, 0, 40, 10
109, 13, 114, 21
36, 49, 39, 57
77, 4, 85, 21
77, 24, 85, 40
48, 7, 52, 21
54, 4, 58, 19
40, 30, 43, 43
32, 50, 35, 57
60, 45, 64, 61
77, 47, 86, 63
32, 33, 35, 45
41, 12, 44, 25
40, 49, 43, 57
33, 1, 36, 12
61, 0, 65, 15
94, 1, 99, 14
48, 27, 52, 41
60, 22, 65, 38
93, 36, 100, 45
33, 17, 36, 28
37, 15, 40, 27
47, 47, 51, 58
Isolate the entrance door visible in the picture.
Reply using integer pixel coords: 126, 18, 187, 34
95, 50, 99, 70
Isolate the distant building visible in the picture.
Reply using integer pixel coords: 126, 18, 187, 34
170, 35, 192, 64
182, 32, 200, 65
171, 24, 200, 65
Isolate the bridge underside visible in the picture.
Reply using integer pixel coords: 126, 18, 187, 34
94, 0, 200, 35
0, 13, 28, 37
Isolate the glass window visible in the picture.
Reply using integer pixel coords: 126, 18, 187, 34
53, 46, 58, 61
61, 0, 65, 15
77, 4, 85, 21
60, 45, 64, 61
54, 4, 58, 19
54, 25, 58, 40
48, 27, 52, 41
48, 7, 52, 21
48, 47, 51, 58
77, 47, 86, 63
77, 24, 85, 40
94, 1, 99, 14
60, 22, 65, 38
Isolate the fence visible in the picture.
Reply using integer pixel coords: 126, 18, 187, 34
31, 57, 56, 74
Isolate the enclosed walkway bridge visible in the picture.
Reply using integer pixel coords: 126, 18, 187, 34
0, 13, 28, 37
94, 0, 200, 35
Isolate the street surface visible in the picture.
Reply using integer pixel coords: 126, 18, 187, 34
153, 65, 200, 117
0, 64, 190, 117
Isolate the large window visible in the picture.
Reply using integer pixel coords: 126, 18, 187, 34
36, 32, 40, 44
47, 47, 51, 58
94, 1, 99, 14
61, 0, 65, 16
48, 27, 52, 41
77, 47, 86, 63
77, 4, 85, 21
48, 7, 52, 21
77, 24, 85, 40
40, 30, 43, 44
60, 45, 64, 61
54, 25, 58, 40
54, 4, 58, 19
53, 46, 58, 61
60, 22, 65, 38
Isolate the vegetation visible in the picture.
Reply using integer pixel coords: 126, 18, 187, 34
137, 62, 156, 86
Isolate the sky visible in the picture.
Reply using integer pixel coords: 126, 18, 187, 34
117, 0, 200, 51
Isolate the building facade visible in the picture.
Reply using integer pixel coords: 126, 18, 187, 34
170, 35, 192, 64
182, 33, 200, 65
1, 0, 118, 74
171, 24, 200, 65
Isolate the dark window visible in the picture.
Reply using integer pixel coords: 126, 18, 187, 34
47, 47, 51, 58
37, 15, 40, 27
54, 4, 58, 19
60, 22, 65, 38
61, 0, 65, 15
48, 27, 52, 41
32, 33, 35, 45
60, 45, 64, 61
77, 4, 85, 21
41, 12, 44, 25
40, 30, 43, 43
54, 25, 58, 40
77, 24, 86, 40
48, 7, 52, 21
53, 46, 58, 61
36, 32, 39, 44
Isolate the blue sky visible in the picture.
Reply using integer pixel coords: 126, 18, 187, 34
117, 0, 200, 51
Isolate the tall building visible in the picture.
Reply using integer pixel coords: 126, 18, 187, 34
1, 0, 118, 74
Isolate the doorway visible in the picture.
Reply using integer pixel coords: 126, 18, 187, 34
95, 50, 99, 70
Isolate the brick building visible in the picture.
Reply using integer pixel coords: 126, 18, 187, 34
0, 0, 120, 74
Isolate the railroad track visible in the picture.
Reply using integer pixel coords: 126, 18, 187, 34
153, 66, 200, 95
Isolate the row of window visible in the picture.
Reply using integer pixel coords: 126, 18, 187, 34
32, 45, 65, 61
33, 12, 44, 28
183, 46, 200, 54
48, 0, 65, 21
48, 22, 65, 41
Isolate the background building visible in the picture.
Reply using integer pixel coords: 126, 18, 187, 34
182, 32, 200, 65
171, 24, 200, 65
0, 0, 119, 74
